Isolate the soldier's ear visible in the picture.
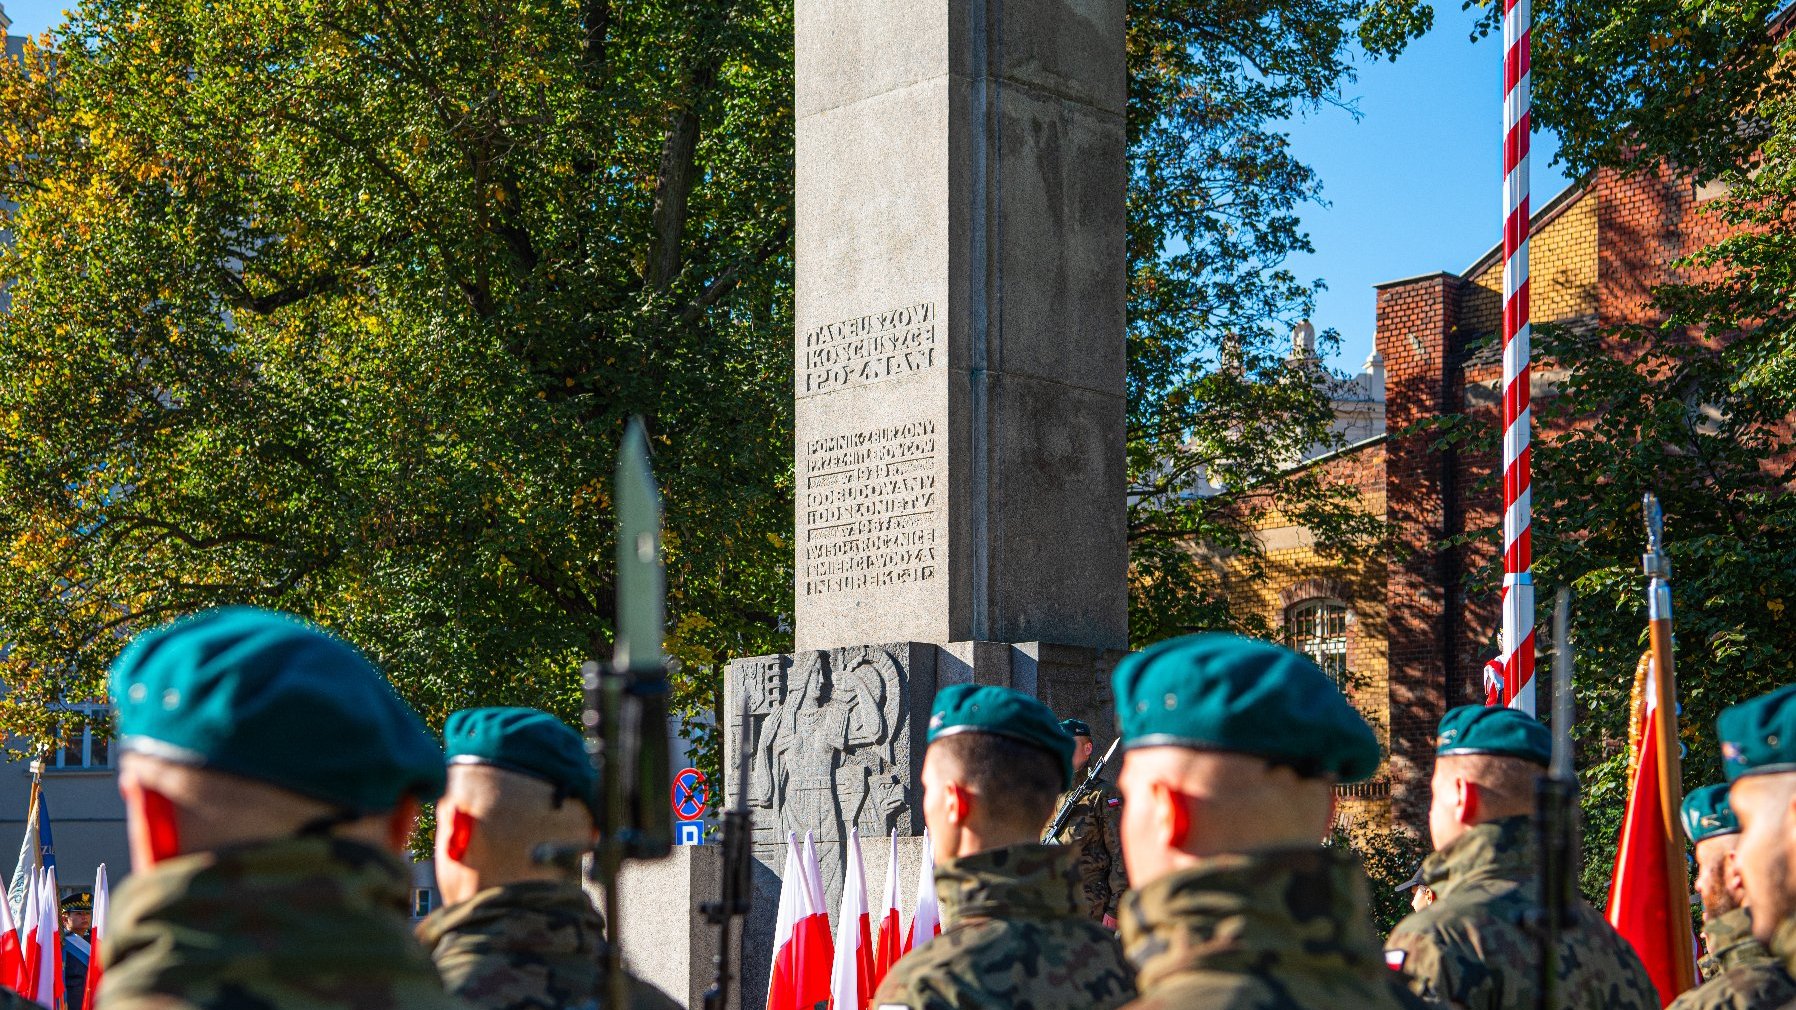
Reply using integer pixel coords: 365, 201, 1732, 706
447, 805, 477, 862
385, 796, 421, 855
1458, 779, 1482, 826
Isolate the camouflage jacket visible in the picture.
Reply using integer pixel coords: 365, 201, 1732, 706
1047, 774, 1127, 921
415, 879, 679, 1010
871, 843, 1135, 1010
1118, 845, 1432, 1010
96, 835, 463, 1010
1384, 816, 1659, 1010
1668, 907, 1796, 1010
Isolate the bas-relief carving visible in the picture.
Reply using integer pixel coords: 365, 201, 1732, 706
742, 646, 911, 854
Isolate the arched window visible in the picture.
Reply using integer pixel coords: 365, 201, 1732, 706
1288, 599, 1349, 690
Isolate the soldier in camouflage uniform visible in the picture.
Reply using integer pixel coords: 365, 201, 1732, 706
871, 684, 1135, 1010
417, 707, 677, 1010
1384, 705, 1657, 1010
1108, 634, 1428, 1010
96, 607, 463, 1010
1716, 685, 1796, 1004
1046, 718, 1126, 927
1667, 783, 1796, 1010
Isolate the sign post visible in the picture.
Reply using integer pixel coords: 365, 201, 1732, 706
672, 767, 709, 845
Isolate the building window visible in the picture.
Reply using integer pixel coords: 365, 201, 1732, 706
50, 703, 113, 771
412, 888, 436, 918
1288, 599, 1350, 690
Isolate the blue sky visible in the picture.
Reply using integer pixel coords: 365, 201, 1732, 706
1, 0, 1569, 371
1285, 4, 1571, 368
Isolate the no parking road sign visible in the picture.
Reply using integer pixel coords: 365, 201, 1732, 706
672, 767, 709, 822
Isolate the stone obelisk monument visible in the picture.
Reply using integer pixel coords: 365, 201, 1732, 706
727, 0, 1126, 1000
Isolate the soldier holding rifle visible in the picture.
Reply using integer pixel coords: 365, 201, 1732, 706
1044, 719, 1126, 928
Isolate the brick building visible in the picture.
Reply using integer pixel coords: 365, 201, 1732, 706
1201, 166, 1730, 833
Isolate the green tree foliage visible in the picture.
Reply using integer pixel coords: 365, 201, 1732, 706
1124, 0, 1422, 644
0, 0, 796, 755
0, 0, 1435, 759
1421, 0, 1796, 901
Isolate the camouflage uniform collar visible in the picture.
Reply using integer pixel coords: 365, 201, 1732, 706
103, 835, 437, 995
1118, 844, 1387, 994
1421, 815, 1534, 900
1768, 910, 1796, 974
1703, 906, 1773, 972
935, 843, 1084, 926
416, 878, 596, 951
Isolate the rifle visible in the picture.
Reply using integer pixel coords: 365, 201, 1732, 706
539, 418, 676, 1010
1534, 588, 1579, 1010
699, 698, 755, 1010
1043, 737, 1121, 842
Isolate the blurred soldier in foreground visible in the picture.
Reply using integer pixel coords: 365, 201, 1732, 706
1045, 718, 1126, 927
416, 706, 677, 1010
62, 891, 94, 1010
1109, 633, 1427, 1010
871, 685, 1135, 1010
1667, 783, 1795, 1010
1384, 705, 1656, 1010
97, 606, 461, 1010
1718, 684, 1796, 985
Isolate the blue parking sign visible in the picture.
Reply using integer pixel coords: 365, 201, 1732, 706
676, 820, 705, 846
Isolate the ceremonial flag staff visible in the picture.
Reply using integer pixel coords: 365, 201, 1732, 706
1499, 0, 1537, 714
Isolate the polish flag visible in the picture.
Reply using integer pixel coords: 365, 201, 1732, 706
829, 831, 875, 1010
768, 836, 831, 1010
0, 866, 20, 994
904, 829, 941, 953
788, 834, 833, 1010
83, 864, 108, 1009
871, 831, 903, 990
34, 867, 60, 1010
18, 871, 40, 1001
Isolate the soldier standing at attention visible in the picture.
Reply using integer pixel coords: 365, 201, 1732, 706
415, 706, 678, 1010
1717, 684, 1796, 993
1667, 783, 1796, 1010
1108, 633, 1428, 1010
871, 684, 1135, 1010
96, 606, 463, 1010
61, 891, 94, 1010
1384, 705, 1657, 1010
1045, 718, 1126, 928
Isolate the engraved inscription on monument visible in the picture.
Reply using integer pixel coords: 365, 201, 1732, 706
802, 420, 941, 598
801, 302, 938, 394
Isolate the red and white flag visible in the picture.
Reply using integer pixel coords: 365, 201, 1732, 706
20, 866, 59, 1009
828, 830, 875, 1010
904, 828, 940, 954
0, 865, 20, 995
871, 831, 903, 990
83, 864, 108, 1010
18, 871, 40, 1002
769, 836, 832, 1010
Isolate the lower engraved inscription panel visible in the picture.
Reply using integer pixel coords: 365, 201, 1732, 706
802, 420, 940, 597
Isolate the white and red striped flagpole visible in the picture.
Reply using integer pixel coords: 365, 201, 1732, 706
1499, 0, 1536, 715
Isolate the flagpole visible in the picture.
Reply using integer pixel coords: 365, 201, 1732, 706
1642, 494, 1694, 993
1499, 0, 1536, 715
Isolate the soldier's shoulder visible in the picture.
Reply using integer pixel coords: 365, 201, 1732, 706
1670, 961, 1796, 1010
1120, 967, 1426, 1010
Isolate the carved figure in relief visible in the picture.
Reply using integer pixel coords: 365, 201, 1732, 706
750, 647, 906, 847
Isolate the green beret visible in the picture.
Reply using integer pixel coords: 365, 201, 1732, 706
110, 607, 446, 813
1681, 783, 1738, 844
445, 707, 598, 819
59, 892, 92, 912
1060, 718, 1093, 739
928, 684, 1075, 789
1435, 705, 1551, 767
1719, 684, 1796, 782
1112, 633, 1381, 782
